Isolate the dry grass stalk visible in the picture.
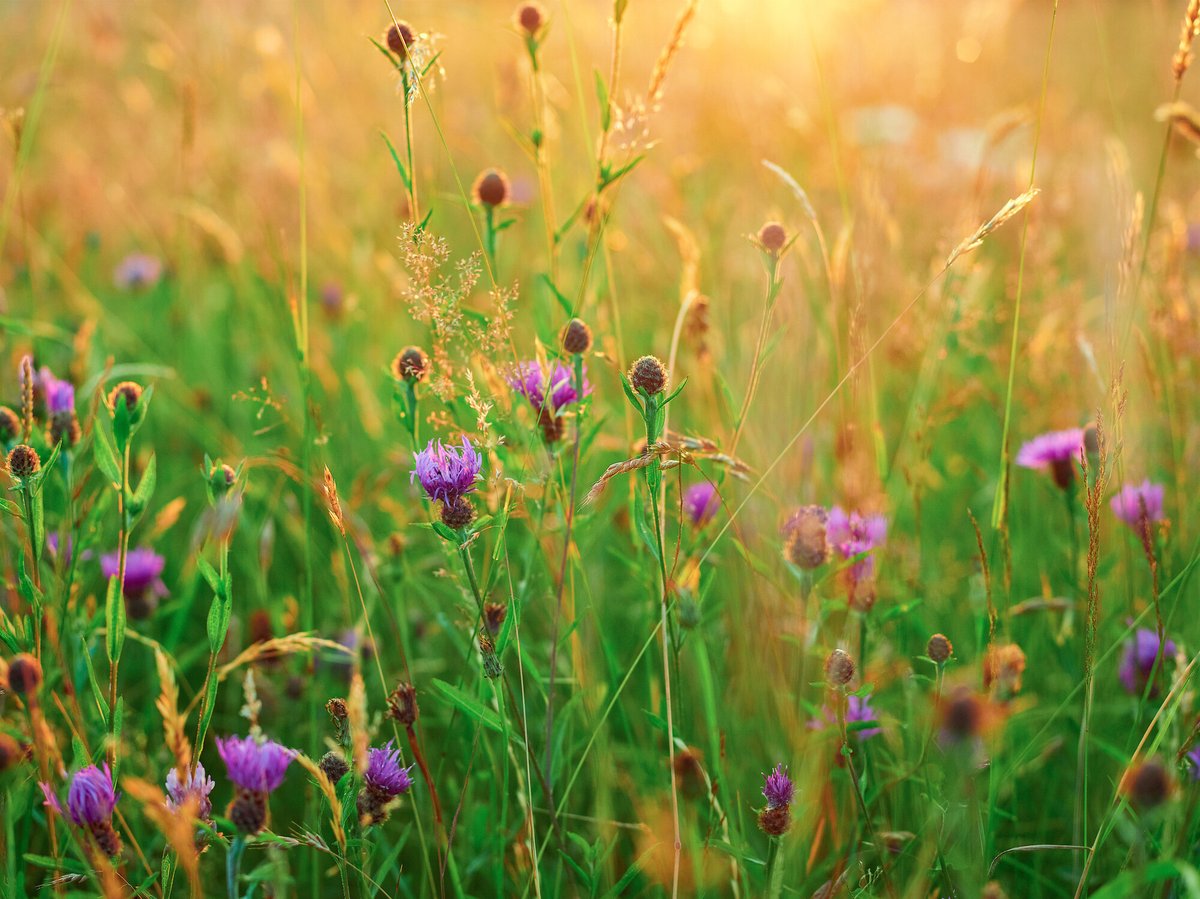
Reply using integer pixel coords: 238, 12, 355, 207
154, 647, 191, 772
292, 752, 348, 852
646, 0, 699, 107
1155, 101, 1200, 147
121, 778, 202, 894
946, 188, 1040, 267
347, 672, 370, 773
1174, 0, 1200, 81
323, 466, 346, 536
215, 633, 350, 683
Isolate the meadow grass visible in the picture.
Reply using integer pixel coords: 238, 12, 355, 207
2, 1, 1200, 896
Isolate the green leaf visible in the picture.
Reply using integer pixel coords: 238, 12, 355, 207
130, 453, 157, 511
432, 521, 458, 542
538, 274, 574, 317
112, 394, 132, 453
93, 423, 121, 486
80, 637, 110, 723
380, 131, 412, 192
633, 493, 660, 562
105, 575, 125, 665
594, 70, 611, 132
431, 678, 503, 733
197, 556, 222, 595
661, 377, 688, 406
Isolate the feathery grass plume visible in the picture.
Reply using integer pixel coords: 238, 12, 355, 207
1155, 101, 1200, 152
19, 354, 33, 441
291, 752, 347, 851
322, 466, 346, 536
126, 777, 203, 893
155, 647, 191, 771
646, 0, 697, 107
1174, 0, 1200, 81
946, 187, 1040, 267
762, 159, 817, 222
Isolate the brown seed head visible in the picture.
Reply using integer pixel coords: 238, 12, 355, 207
758, 221, 787, 253
387, 682, 419, 726
6, 444, 40, 480
472, 169, 510, 208
757, 803, 791, 836
107, 381, 143, 414
393, 346, 430, 383
484, 602, 508, 635
384, 21, 416, 58
939, 687, 986, 741
49, 412, 81, 448
783, 505, 829, 570
629, 355, 668, 396
325, 698, 348, 724
1123, 757, 1174, 810
6, 653, 43, 695
927, 633, 953, 664
441, 496, 476, 530
824, 648, 855, 687
516, 2, 546, 35
318, 751, 351, 784
0, 406, 19, 443
561, 318, 593, 355
673, 747, 706, 798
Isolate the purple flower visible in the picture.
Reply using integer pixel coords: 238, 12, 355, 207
1187, 745, 1200, 780
216, 735, 295, 793
113, 253, 163, 290
1016, 428, 1085, 489
827, 507, 887, 581
41, 764, 119, 826
1111, 480, 1165, 532
761, 764, 793, 809
809, 694, 882, 741
507, 360, 589, 412
101, 547, 167, 599
410, 436, 483, 505
682, 482, 719, 527
166, 763, 215, 819
45, 378, 75, 415
363, 742, 414, 800
1119, 628, 1176, 696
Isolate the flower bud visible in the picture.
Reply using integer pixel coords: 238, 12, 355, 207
472, 169, 510, 208
6, 444, 40, 480
824, 648, 855, 687
561, 318, 593, 355
6, 653, 43, 695
629, 355, 668, 396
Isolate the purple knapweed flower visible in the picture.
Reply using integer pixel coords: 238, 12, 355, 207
761, 763, 794, 809
809, 694, 882, 741
45, 378, 75, 415
217, 735, 295, 794
101, 547, 167, 619
1187, 745, 1200, 780
166, 762, 216, 819
358, 741, 415, 825
113, 253, 163, 290
827, 507, 887, 581
682, 482, 719, 527
42, 764, 122, 856
507, 360, 589, 412
1119, 628, 1176, 696
1016, 428, 1085, 490
1111, 480, 1165, 533
411, 436, 482, 505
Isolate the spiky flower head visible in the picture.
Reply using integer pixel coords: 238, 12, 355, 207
507, 360, 588, 413
927, 633, 953, 665
825, 648, 855, 687
629, 355, 668, 396
363, 742, 414, 800
1111, 479, 1166, 531
165, 763, 215, 819
216, 735, 295, 793
392, 346, 430, 383
65, 765, 120, 826
827, 506, 887, 581
101, 547, 168, 620
757, 221, 787, 254
472, 169, 510, 208
561, 318, 593, 355
0, 406, 19, 444
682, 482, 719, 527
1119, 628, 1176, 696
411, 437, 483, 505
516, 2, 547, 35
782, 505, 829, 569
107, 381, 143, 415
7, 653, 42, 695
761, 763, 794, 808
384, 21, 416, 59
7, 444, 40, 480
1016, 427, 1085, 489
810, 694, 881, 740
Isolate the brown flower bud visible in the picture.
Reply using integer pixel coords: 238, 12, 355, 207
516, 2, 546, 35
757, 803, 791, 836
6, 653, 43, 695
561, 318, 593, 355
107, 381, 143, 414
758, 221, 787, 254
629, 355, 668, 396
782, 505, 829, 570
441, 496, 475, 530
384, 21, 416, 58
392, 346, 430, 383
6, 444, 40, 480
927, 633, 953, 664
824, 648, 855, 687
1122, 758, 1174, 810
0, 406, 20, 444
387, 682, 419, 726
472, 169, 510, 208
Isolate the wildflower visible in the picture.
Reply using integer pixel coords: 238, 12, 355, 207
516, 2, 546, 36
107, 381, 143, 415
113, 253, 163, 290
938, 687, 988, 744
472, 169, 510, 208
825, 648, 855, 687
101, 548, 168, 619
1118, 628, 1176, 696
1015, 427, 1085, 490
927, 633, 953, 665
0, 406, 19, 444
1122, 757, 1174, 810
507, 359, 589, 426
392, 346, 430, 383
42, 764, 122, 857
320, 281, 345, 319
411, 436, 482, 505
827, 506, 887, 582
1186, 744, 1200, 780
6, 653, 43, 694
1111, 479, 1165, 532
561, 318, 593, 355
165, 763, 215, 821
983, 643, 1026, 700
217, 735, 295, 834
757, 763, 793, 836
384, 21, 417, 59
757, 221, 787, 254
782, 505, 829, 569
387, 682, 419, 726
6, 444, 40, 480
357, 742, 414, 826
629, 355, 668, 396
682, 481, 719, 527
811, 694, 882, 740
318, 752, 351, 784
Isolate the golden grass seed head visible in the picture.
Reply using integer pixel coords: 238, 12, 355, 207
0, 406, 19, 443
